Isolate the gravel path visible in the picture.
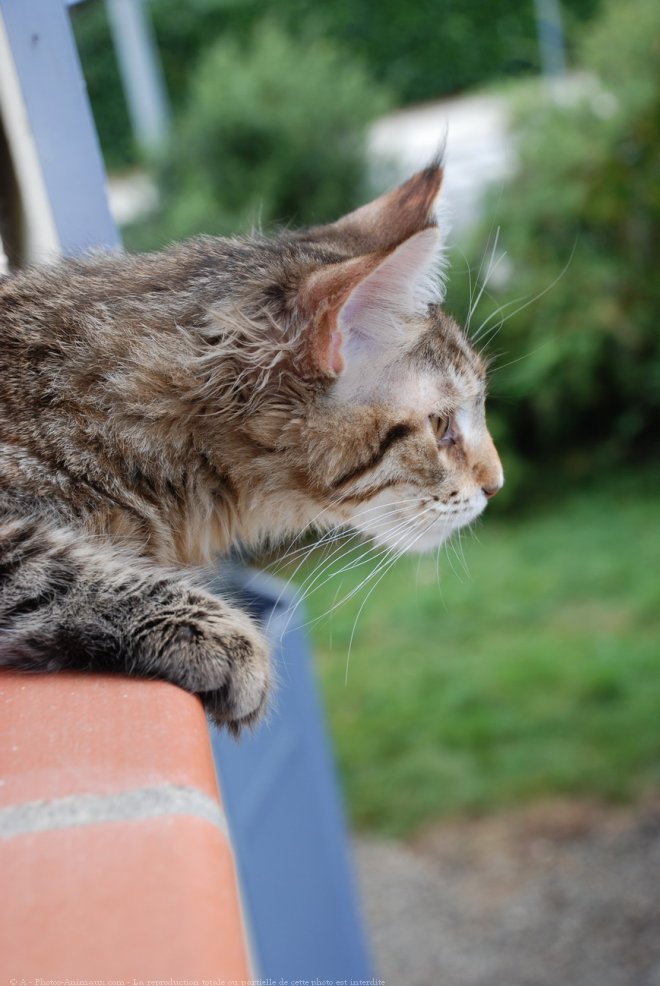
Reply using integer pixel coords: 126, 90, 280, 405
354, 799, 660, 986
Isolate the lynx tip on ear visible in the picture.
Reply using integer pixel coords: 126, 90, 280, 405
318, 159, 445, 256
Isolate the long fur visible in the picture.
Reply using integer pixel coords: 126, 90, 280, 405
0, 164, 502, 731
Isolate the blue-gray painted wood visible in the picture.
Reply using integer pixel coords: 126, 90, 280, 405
105, 0, 170, 152
533, 0, 567, 82
210, 568, 375, 982
0, 0, 120, 255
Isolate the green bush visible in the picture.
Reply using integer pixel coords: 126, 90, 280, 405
445, 0, 660, 495
73, 0, 601, 171
273, 0, 600, 104
72, 0, 256, 170
123, 22, 389, 248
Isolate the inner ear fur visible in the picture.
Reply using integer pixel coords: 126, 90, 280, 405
297, 229, 445, 378
296, 254, 386, 377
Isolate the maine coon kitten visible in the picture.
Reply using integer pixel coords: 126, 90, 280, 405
0, 163, 502, 732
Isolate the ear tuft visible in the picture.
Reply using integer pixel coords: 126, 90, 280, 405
320, 160, 444, 255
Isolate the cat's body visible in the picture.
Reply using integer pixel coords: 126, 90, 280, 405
0, 165, 502, 731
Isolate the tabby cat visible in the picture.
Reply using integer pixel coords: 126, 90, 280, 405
0, 164, 502, 732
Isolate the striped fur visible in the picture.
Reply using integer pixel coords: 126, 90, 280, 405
0, 164, 502, 730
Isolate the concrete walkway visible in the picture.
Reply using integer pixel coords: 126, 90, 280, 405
354, 799, 660, 986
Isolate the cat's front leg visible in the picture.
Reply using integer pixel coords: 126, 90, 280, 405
0, 515, 271, 732
125, 581, 272, 732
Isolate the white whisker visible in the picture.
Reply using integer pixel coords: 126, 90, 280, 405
467, 227, 502, 332
292, 504, 439, 640
286, 506, 436, 630
475, 240, 578, 358
344, 511, 444, 683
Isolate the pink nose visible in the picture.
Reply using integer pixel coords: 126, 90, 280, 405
482, 481, 503, 500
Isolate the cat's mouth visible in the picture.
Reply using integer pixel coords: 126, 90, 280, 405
349, 490, 487, 554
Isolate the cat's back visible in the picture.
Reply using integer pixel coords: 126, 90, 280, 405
0, 239, 235, 406
0, 238, 241, 545
0, 240, 218, 337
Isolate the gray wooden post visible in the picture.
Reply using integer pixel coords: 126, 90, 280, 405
105, 0, 170, 153
0, 0, 120, 263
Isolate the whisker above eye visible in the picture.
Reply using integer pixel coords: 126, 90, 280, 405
467, 226, 502, 333
471, 239, 577, 355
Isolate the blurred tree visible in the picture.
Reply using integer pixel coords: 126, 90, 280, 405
272, 0, 598, 101
73, 0, 601, 170
445, 0, 660, 496
123, 21, 390, 248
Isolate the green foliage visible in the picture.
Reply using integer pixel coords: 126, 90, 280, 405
287, 477, 660, 835
72, 0, 135, 169
272, 0, 599, 103
73, 0, 601, 170
445, 0, 660, 491
123, 22, 389, 248
72, 0, 256, 170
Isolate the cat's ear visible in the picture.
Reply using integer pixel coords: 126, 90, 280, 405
313, 161, 444, 255
295, 162, 446, 376
298, 226, 445, 377
339, 225, 444, 345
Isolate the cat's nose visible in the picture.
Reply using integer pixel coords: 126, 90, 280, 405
473, 430, 504, 500
482, 482, 502, 500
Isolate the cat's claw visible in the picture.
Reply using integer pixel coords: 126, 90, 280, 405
198, 624, 271, 734
160, 600, 271, 732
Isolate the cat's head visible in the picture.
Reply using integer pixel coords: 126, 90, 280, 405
208, 163, 503, 552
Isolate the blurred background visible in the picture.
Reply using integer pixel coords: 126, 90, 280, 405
27, 0, 660, 980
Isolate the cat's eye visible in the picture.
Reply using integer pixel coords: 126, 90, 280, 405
430, 413, 451, 441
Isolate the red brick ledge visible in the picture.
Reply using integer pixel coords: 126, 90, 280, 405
0, 670, 252, 979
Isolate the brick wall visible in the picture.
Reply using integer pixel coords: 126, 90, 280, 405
0, 669, 252, 978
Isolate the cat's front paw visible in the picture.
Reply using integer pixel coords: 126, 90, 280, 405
161, 598, 271, 734
197, 618, 271, 735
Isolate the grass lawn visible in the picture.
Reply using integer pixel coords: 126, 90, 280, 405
274, 475, 660, 837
